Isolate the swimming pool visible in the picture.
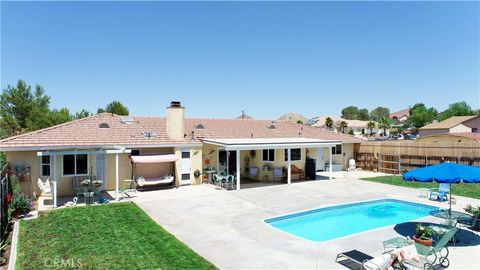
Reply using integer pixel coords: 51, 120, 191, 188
265, 199, 438, 242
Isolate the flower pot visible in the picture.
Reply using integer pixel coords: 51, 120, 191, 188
413, 235, 433, 246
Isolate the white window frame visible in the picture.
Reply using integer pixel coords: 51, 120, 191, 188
332, 144, 342, 155
62, 153, 89, 177
40, 155, 51, 177
262, 149, 275, 163
284, 148, 302, 162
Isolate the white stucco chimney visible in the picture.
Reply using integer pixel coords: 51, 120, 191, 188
166, 101, 185, 140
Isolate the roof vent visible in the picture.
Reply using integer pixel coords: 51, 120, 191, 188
267, 122, 276, 129
99, 123, 110, 129
195, 124, 205, 129
143, 131, 157, 138
121, 117, 135, 125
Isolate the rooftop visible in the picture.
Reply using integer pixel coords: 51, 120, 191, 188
419, 115, 478, 130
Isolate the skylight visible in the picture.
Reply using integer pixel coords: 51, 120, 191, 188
121, 117, 135, 125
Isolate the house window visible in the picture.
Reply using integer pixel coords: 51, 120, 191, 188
130, 149, 140, 156
41, 156, 51, 176
284, 149, 301, 161
332, 144, 342, 155
63, 154, 88, 176
182, 151, 190, 159
262, 149, 275, 162
181, 173, 190, 180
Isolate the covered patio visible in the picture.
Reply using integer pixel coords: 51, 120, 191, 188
200, 137, 341, 190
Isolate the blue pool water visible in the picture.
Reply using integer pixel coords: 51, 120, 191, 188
265, 199, 438, 242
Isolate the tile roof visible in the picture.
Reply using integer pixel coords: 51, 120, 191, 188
0, 113, 361, 150
389, 109, 410, 118
419, 116, 478, 130
418, 132, 480, 143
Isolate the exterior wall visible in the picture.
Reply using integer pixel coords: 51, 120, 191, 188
166, 107, 185, 140
463, 116, 480, 131
419, 128, 449, 137
450, 124, 473, 133
173, 146, 203, 185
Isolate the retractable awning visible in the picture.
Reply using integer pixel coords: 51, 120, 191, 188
200, 137, 340, 150
131, 154, 178, 164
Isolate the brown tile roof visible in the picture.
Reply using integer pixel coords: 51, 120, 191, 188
0, 113, 361, 150
418, 132, 480, 143
419, 116, 478, 130
389, 109, 410, 119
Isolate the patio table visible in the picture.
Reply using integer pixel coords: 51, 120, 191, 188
430, 209, 471, 223
383, 237, 408, 252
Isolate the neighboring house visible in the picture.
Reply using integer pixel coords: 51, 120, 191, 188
0, 101, 361, 206
389, 109, 410, 123
310, 116, 381, 136
278, 112, 307, 124
419, 115, 480, 137
416, 132, 480, 144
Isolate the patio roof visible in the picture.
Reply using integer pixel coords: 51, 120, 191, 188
200, 137, 340, 150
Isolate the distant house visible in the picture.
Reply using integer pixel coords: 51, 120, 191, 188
389, 109, 410, 123
310, 116, 381, 136
416, 132, 480, 144
419, 115, 480, 137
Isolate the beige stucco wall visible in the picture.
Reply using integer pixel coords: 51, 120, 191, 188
450, 124, 472, 133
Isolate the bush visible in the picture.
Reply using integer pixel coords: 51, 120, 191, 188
11, 193, 32, 214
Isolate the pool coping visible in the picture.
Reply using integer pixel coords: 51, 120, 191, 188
263, 197, 441, 244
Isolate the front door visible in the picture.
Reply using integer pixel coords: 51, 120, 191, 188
316, 148, 325, 171
96, 153, 107, 190
181, 149, 192, 185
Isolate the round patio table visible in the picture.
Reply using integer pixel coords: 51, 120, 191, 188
429, 209, 471, 223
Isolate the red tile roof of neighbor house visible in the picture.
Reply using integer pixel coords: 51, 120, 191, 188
0, 113, 361, 151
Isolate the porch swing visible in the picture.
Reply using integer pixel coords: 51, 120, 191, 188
130, 154, 178, 188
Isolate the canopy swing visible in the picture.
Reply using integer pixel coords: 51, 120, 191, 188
130, 154, 178, 188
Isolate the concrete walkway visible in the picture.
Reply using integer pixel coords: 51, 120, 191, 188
133, 175, 480, 270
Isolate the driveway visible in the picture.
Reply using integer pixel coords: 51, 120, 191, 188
133, 175, 480, 269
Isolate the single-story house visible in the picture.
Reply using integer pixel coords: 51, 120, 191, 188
419, 115, 480, 137
389, 109, 410, 123
309, 116, 381, 136
0, 101, 361, 207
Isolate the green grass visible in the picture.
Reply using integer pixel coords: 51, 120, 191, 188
360, 176, 480, 200
17, 202, 216, 270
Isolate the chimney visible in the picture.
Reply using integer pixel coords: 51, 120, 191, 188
166, 101, 185, 140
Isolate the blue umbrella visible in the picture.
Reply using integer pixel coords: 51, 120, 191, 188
403, 162, 480, 213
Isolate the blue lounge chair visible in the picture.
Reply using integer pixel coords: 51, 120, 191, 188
429, 183, 450, 202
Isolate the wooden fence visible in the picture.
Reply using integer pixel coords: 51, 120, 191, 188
356, 140, 480, 174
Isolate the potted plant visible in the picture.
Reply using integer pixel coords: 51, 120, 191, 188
464, 204, 480, 231
413, 223, 435, 246
92, 180, 103, 188
81, 179, 91, 187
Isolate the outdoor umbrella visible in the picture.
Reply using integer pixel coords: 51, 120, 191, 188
403, 162, 480, 214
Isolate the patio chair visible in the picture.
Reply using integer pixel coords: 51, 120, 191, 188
273, 167, 284, 181
402, 227, 458, 270
429, 183, 450, 202
37, 178, 52, 196
212, 174, 221, 189
225, 174, 235, 190
249, 166, 259, 180
335, 249, 399, 270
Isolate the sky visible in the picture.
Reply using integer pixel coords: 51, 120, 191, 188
1, 1, 479, 119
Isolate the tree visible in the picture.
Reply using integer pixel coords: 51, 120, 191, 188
358, 108, 370, 121
49, 108, 72, 125
407, 103, 438, 128
325, 117, 334, 130
370, 107, 390, 122
97, 108, 106, 114
341, 106, 359, 120
367, 121, 376, 136
378, 117, 392, 136
437, 101, 474, 121
296, 120, 304, 125
348, 128, 355, 135
339, 121, 348, 133
104, 101, 129, 116
74, 109, 92, 119
0, 80, 51, 138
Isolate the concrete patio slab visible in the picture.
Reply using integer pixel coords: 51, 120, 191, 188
133, 174, 480, 270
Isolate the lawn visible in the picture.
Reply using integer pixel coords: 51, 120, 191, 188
361, 176, 480, 200
17, 202, 216, 270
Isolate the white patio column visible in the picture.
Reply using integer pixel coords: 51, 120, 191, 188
287, 148, 291, 185
329, 146, 333, 180
236, 150, 240, 190
52, 153, 57, 208
226, 150, 229, 175
115, 153, 119, 200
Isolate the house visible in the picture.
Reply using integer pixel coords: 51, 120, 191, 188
416, 132, 480, 144
0, 101, 361, 207
278, 112, 307, 124
419, 115, 480, 137
389, 109, 410, 123
309, 116, 379, 136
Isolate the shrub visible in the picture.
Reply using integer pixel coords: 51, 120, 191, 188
11, 193, 32, 214
464, 204, 480, 216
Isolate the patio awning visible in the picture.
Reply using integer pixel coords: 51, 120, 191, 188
200, 137, 341, 150
131, 154, 178, 164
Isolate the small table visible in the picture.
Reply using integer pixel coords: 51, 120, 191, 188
383, 237, 408, 252
205, 170, 216, 184
430, 209, 471, 223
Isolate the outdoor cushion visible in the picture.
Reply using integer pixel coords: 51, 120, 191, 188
363, 253, 395, 270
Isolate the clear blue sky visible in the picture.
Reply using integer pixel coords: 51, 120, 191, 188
1, 1, 479, 119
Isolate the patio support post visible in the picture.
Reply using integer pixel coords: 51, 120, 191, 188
287, 148, 291, 185
329, 146, 333, 180
115, 153, 119, 200
226, 151, 229, 175
52, 153, 57, 208
236, 150, 240, 190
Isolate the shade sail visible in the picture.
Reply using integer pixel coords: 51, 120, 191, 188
403, 162, 480, 183
130, 154, 178, 164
